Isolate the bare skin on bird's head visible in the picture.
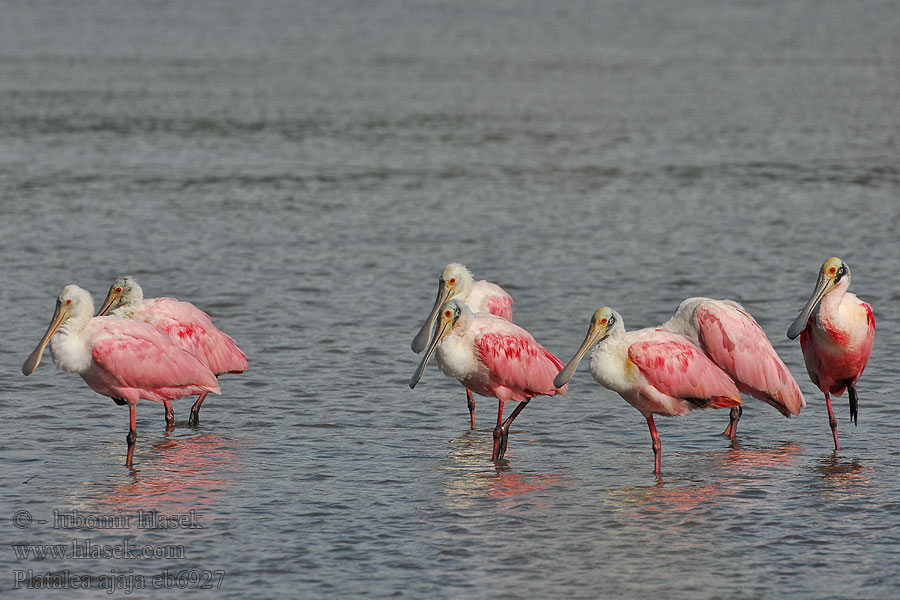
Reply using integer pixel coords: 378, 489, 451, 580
554, 307, 617, 388
787, 256, 849, 339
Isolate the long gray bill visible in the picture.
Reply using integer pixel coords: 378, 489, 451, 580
553, 326, 599, 388
786, 272, 829, 339
411, 281, 451, 353
409, 317, 452, 388
22, 303, 65, 376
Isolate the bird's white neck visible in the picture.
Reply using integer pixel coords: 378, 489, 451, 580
49, 324, 92, 374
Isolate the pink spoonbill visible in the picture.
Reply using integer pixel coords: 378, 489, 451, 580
409, 299, 566, 461
554, 308, 742, 474
22, 285, 220, 467
411, 263, 514, 429
661, 298, 805, 438
96, 276, 248, 428
786, 257, 874, 451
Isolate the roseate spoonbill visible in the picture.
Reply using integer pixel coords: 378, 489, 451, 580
661, 298, 805, 438
22, 285, 220, 467
411, 263, 514, 429
787, 257, 874, 451
409, 299, 566, 461
554, 308, 742, 474
96, 276, 247, 428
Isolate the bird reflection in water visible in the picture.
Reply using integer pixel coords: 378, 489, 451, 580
90, 432, 244, 514
609, 441, 805, 516
441, 431, 567, 507
816, 454, 872, 496
608, 482, 727, 515
717, 440, 803, 475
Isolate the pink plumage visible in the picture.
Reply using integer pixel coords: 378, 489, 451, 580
96, 276, 247, 428
554, 308, 743, 474
799, 303, 874, 396
662, 297, 805, 437
82, 318, 221, 404
22, 285, 221, 467
471, 282, 514, 321
410, 299, 565, 461
471, 326, 567, 403
126, 298, 248, 375
629, 336, 742, 411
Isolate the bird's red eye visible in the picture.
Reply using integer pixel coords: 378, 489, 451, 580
600, 318, 608, 324
448, 278, 456, 285
828, 267, 836, 274
65, 299, 72, 305
444, 310, 452, 317
115, 287, 123, 293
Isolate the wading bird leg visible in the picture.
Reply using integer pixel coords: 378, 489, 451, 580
496, 399, 530, 461
722, 405, 743, 439
163, 399, 175, 429
466, 389, 476, 430
848, 384, 859, 426
824, 392, 839, 451
646, 415, 662, 475
125, 404, 137, 467
492, 400, 505, 461
189, 392, 208, 428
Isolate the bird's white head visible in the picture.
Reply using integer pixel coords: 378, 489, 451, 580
409, 299, 469, 388
440, 263, 475, 300
411, 263, 476, 353
554, 307, 623, 387
787, 256, 849, 339
22, 285, 95, 375
95, 275, 143, 317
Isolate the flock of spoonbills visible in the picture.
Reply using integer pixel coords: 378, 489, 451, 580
21, 257, 873, 474
410, 258, 874, 474
22, 277, 247, 467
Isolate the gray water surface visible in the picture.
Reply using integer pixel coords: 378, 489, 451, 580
1, 1, 899, 598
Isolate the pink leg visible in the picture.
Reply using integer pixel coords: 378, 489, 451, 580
466, 389, 476, 430
163, 399, 175, 429
646, 415, 662, 474
125, 404, 137, 467
189, 392, 208, 427
721, 405, 742, 439
825, 392, 839, 451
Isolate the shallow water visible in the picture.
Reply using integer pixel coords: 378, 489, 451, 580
1, 1, 899, 598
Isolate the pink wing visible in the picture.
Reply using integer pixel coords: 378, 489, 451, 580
486, 294, 513, 321
629, 336, 741, 408
136, 298, 248, 375
469, 281, 514, 321
694, 303, 804, 416
86, 319, 220, 402
475, 331, 566, 401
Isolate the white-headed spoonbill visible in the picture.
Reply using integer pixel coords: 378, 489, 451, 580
22, 285, 220, 467
410, 299, 565, 461
411, 263, 514, 429
555, 308, 742, 474
96, 276, 247, 428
